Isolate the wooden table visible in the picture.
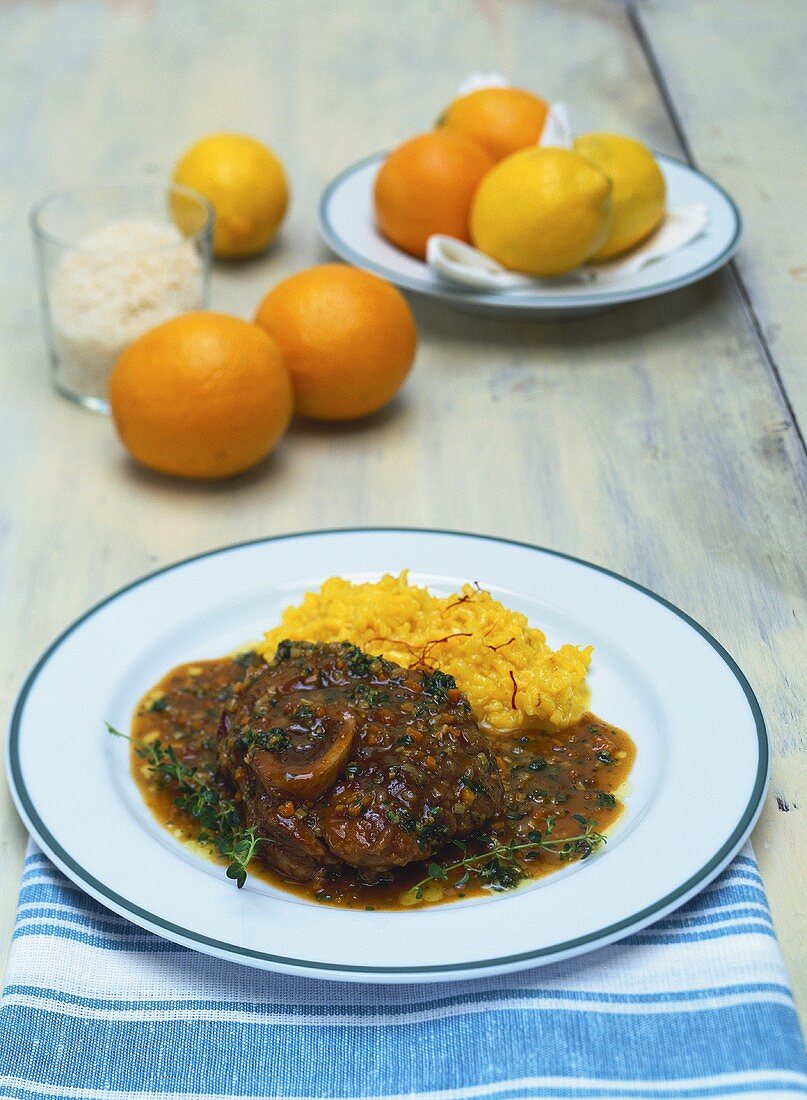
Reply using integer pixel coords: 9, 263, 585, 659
2, 0, 804, 1017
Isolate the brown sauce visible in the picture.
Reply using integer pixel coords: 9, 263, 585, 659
131, 652, 635, 910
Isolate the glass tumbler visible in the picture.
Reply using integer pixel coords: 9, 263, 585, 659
30, 182, 214, 413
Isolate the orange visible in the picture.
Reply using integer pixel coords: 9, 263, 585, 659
254, 264, 417, 421
109, 312, 293, 479
373, 130, 493, 259
440, 86, 549, 163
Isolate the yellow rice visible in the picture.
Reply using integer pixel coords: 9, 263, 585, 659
259, 572, 591, 732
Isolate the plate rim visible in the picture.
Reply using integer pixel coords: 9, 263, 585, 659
6, 526, 769, 979
317, 152, 743, 310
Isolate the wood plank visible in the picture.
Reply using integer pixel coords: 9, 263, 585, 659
636, 0, 807, 429
0, 0, 804, 1017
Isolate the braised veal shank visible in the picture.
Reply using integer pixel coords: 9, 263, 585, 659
217, 640, 504, 883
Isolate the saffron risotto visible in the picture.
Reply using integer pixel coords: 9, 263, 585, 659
259, 572, 591, 732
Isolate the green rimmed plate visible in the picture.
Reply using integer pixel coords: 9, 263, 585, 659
318, 154, 741, 318
7, 528, 767, 982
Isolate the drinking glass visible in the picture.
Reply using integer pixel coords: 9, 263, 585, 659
30, 182, 214, 412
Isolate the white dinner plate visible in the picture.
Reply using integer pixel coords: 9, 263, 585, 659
318, 153, 742, 317
7, 528, 767, 983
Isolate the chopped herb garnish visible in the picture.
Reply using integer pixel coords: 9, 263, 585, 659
343, 644, 372, 677
255, 727, 291, 753
232, 650, 258, 669
414, 809, 447, 848
274, 640, 292, 661
420, 669, 456, 706
386, 807, 419, 834
351, 684, 391, 707
235, 726, 290, 754
148, 696, 169, 713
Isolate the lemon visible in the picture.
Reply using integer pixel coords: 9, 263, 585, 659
173, 133, 289, 259
469, 148, 612, 277
573, 133, 666, 260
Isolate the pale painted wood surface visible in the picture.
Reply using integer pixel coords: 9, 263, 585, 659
1, 0, 805, 1022
639, 0, 807, 426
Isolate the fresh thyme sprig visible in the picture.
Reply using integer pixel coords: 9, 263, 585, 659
411, 814, 606, 901
106, 723, 264, 888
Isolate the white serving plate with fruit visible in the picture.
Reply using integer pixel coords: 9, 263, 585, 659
318, 153, 741, 319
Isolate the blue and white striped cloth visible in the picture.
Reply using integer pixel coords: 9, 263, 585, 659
1, 843, 805, 1100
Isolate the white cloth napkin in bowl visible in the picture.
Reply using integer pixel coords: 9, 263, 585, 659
427, 204, 710, 292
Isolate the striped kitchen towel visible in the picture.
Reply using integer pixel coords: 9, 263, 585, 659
1, 843, 805, 1100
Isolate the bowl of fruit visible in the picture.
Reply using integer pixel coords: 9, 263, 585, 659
318, 81, 741, 318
